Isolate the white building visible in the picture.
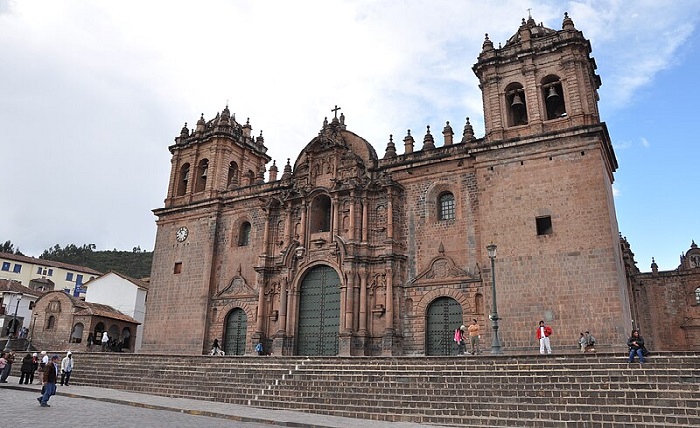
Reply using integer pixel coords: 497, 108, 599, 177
0, 252, 101, 298
83, 272, 148, 352
0, 279, 42, 339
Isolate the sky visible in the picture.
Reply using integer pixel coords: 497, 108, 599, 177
0, 0, 698, 271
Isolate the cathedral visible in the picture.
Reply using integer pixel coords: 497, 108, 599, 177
141, 13, 636, 356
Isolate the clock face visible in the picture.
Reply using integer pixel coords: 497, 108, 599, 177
176, 226, 188, 242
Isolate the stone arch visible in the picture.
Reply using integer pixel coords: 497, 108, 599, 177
505, 81, 528, 126
541, 74, 566, 120
195, 158, 209, 192
177, 163, 190, 196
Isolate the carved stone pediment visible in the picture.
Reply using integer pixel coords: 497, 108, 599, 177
411, 255, 481, 285
216, 276, 256, 298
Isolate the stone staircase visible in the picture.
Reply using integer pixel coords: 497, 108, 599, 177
62, 352, 699, 427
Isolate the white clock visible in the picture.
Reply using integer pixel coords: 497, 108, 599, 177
176, 226, 189, 242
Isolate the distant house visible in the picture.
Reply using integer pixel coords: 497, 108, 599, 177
32, 290, 140, 353
0, 278, 43, 339
0, 252, 101, 298
83, 271, 149, 352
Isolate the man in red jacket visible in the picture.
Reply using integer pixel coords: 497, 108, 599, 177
536, 320, 553, 354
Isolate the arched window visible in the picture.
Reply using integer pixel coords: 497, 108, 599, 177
695, 287, 700, 305
438, 192, 455, 221
505, 82, 528, 126
195, 159, 208, 192
246, 170, 255, 186
310, 195, 332, 232
46, 315, 56, 330
238, 222, 251, 246
177, 163, 190, 196
542, 75, 566, 120
227, 161, 239, 188
71, 323, 84, 343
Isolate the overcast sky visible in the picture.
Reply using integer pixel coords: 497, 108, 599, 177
1, 0, 698, 271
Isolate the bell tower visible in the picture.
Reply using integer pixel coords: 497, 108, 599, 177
473, 13, 603, 142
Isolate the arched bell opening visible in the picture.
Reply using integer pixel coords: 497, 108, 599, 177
505, 83, 528, 126
542, 75, 566, 120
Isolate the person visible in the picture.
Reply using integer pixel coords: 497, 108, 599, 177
60, 351, 73, 386
20, 353, 34, 384
30, 352, 39, 384
579, 333, 586, 352
536, 320, 553, 354
210, 339, 224, 356
0, 353, 6, 382
36, 351, 48, 384
627, 330, 645, 365
0, 351, 15, 382
467, 319, 481, 354
255, 342, 264, 355
454, 326, 466, 355
101, 332, 109, 352
584, 331, 596, 353
87, 332, 94, 351
37, 354, 60, 407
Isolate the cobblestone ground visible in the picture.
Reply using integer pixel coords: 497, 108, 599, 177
1, 389, 274, 428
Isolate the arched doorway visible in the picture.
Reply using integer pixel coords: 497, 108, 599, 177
297, 265, 341, 355
225, 308, 247, 355
71, 323, 84, 343
426, 296, 463, 356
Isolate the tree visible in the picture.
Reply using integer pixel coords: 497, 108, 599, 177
0, 240, 24, 255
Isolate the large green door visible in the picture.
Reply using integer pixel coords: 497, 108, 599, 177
426, 297, 463, 355
297, 265, 340, 355
224, 308, 247, 355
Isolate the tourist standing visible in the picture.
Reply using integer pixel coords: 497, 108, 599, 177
627, 330, 645, 365
20, 353, 34, 384
87, 333, 94, 351
454, 326, 466, 355
536, 320, 553, 354
30, 352, 39, 384
37, 354, 60, 407
579, 333, 586, 352
0, 351, 15, 382
101, 333, 109, 352
60, 351, 73, 386
467, 319, 481, 354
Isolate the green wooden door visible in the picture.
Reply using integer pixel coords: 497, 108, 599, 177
224, 308, 247, 355
297, 265, 340, 355
426, 297, 463, 355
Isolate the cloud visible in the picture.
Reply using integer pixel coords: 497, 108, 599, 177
0, 0, 698, 256
640, 137, 650, 148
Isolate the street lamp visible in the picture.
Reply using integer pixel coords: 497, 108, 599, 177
486, 244, 502, 354
3, 293, 22, 351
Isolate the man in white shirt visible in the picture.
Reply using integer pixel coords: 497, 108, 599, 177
60, 352, 73, 386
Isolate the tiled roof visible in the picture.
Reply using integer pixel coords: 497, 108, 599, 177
110, 271, 150, 290
0, 252, 103, 275
0, 279, 44, 298
70, 296, 140, 324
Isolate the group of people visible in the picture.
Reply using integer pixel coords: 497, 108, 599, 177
453, 319, 482, 355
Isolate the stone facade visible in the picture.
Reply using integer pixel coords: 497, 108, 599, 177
142, 13, 634, 355
624, 239, 700, 351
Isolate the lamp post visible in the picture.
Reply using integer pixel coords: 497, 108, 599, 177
27, 314, 37, 352
3, 293, 22, 351
486, 244, 502, 354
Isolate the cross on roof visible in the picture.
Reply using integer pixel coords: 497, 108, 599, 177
331, 105, 341, 119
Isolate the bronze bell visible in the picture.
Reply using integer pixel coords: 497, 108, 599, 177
511, 93, 524, 108
546, 86, 559, 100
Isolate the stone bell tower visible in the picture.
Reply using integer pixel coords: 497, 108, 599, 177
470, 13, 631, 348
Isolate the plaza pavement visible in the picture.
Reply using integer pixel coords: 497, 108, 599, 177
1, 375, 448, 428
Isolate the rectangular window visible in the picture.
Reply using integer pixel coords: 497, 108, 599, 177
13, 264, 21, 273
37, 267, 43, 274
1, 262, 9, 271
48, 269, 53, 276
66, 272, 74, 281
174, 262, 182, 274
536, 216, 553, 236
76, 274, 84, 285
